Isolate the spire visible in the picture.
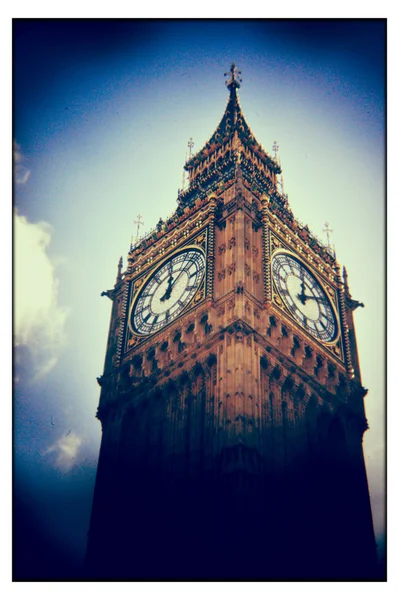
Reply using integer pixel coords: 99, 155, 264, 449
116, 256, 123, 282
185, 64, 280, 175
342, 265, 349, 292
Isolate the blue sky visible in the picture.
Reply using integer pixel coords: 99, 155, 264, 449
13, 19, 386, 579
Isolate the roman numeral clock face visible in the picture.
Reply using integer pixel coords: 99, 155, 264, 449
129, 248, 206, 336
272, 253, 338, 343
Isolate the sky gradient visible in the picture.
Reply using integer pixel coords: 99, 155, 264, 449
13, 19, 386, 580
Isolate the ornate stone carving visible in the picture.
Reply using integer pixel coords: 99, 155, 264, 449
218, 243, 226, 255
271, 236, 279, 250
218, 269, 226, 281
235, 329, 244, 343
216, 304, 225, 317
227, 262, 236, 275
128, 336, 139, 348
236, 280, 244, 294
194, 289, 204, 303
228, 236, 236, 249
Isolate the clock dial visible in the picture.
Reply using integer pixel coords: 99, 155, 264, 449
130, 248, 205, 336
272, 252, 337, 343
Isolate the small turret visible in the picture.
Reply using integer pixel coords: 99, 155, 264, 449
116, 256, 123, 283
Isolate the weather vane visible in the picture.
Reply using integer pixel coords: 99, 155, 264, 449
272, 140, 279, 160
133, 214, 144, 244
224, 63, 242, 88
323, 222, 333, 248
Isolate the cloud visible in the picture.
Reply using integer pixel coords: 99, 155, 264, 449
45, 432, 82, 472
14, 141, 31, 184
14, 210, 69, 379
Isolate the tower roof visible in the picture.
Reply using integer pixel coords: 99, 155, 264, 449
185, 63, 280, 174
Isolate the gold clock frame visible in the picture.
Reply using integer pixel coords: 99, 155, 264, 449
270, 248, 341, 347
127, 244, 207, 338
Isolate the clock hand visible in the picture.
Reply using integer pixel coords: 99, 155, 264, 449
168, 268, 186, 293
160, 274, 174, 302
302, 294, 317, 301
310, 295, 331, 309
298, 276, 307, 305
161, 261, 193, 302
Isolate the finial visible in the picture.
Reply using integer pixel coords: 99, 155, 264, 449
182, 138, 194, 191
224, 63, 242, 91
342, 265, 349, 293
188, 137, 194, 158
272, 140, 279, 160
117, 256, 123, 282
323, 222, 333, 248
133, 214, 144, 246
280, 171, 285, 197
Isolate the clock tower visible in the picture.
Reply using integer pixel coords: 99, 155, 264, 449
86, 65, 377, 580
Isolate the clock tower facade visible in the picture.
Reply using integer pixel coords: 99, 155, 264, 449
86, 66, 377, 580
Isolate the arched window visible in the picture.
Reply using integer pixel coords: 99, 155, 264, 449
327, 415, 348, 470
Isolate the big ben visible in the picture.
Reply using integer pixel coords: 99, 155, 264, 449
85, 64, 377, 580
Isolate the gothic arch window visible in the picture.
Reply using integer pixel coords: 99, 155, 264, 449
120, 407, 136, 460
327, 415, 348, 469
305, 395, 319, 467
281, 376, 294, 466
119, 364, 131, 392
131, 354, 143, 378
119, 406, 146, 481
281, 400, 288, 464
317, 410, 332, 464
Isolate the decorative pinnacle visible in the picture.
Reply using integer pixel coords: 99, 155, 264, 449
323, 222, 333, 248
224, 63, 242, 91
117, 256, 123, 281
343, 265, 348, 285
272, 140, 279, 160
133, 214, 144, 244
188, 137, 194, 158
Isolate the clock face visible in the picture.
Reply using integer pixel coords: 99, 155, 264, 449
129, 248, 206, 336
272, 252, 337, 343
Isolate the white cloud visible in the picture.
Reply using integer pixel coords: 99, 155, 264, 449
45, 432, 82, 472
13, 141, 31, 184
14, 210, 69, 379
